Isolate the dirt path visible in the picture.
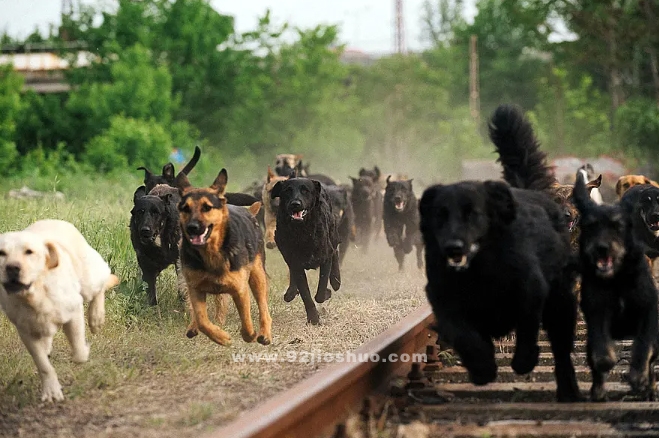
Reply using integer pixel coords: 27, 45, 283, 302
0, 238, 426, 437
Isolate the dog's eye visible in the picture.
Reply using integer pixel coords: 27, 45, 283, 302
300, 186, 310, 194
201, 204, 212, 213
180, 204, 191, 213
25, 249, 33, 255
0, 250, 5, 257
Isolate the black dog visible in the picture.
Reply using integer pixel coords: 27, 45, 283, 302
419, 104, 580, 402
383, 177, 423, 271
325, 184, 356, 266
130, 184, 184, 306
574, 172, 659, 401
350, 175, 382, 252
620, 184, 659, 262
271, 176, 341, 324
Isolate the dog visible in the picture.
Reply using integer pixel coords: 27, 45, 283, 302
579, 164, 604, 204
271, 176, 341, 324
350, 175, 382, 252
325, 184, 356, 266
616, 175, 659, 199
138, 146, 201, 192
175, 168, 271, 346
130, 184, 186, 306
383, 176, 423, 271
620, 183, 659, 270
262, 166, 289, 249
275, 154, 305, 177
573, 172, 659, 401
419, 104, 580, 402
0, 220, 119, 402
550, 176, 603, 249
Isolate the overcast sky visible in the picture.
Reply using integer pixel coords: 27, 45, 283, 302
0, 0, 477, 54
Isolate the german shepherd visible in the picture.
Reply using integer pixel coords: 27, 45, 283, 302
176, 169, 272, 346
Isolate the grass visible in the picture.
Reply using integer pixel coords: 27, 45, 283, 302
0, 174, 427, 437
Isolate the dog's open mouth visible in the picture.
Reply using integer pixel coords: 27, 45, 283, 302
2, 280, 30, 294
647, 220, 659, 232
595, 256, 615, 276
447, 254, 468, 268
395, 201, 406, 211
188, 225, 212, 246
291, 210, 308, 221
445, 244, 480, 271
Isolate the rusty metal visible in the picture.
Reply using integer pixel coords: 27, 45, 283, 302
207, 304, 434, 438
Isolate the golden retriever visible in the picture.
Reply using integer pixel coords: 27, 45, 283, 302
0, 220, 119, 402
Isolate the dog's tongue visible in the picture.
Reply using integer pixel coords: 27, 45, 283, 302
597, 256, 613, 270
190, 229, 208, 245
292, 211, 304, 220
395, 201, 405, 210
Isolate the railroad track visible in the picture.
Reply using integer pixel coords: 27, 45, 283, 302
209, 305, 659, 438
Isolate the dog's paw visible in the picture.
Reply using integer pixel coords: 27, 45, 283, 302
186, 327, 199, 338
257, 335, 272, 345
284, 286, 298, 303
266, 241, 277, 250
511, 344, 539, 375
591, 383, 607, 402
468, 362, 497, 386
330, 276, 341, 291
41, 379, 64, 402
592, 349, 616, 373
241, 328, 258, 343
307, 309, 321, 325
626, 368, 650, 393
71, 342, 90, 363
315, 288, 332, 303
88, 311, 105, 335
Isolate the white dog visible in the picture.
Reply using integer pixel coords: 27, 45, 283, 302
0, 219, 119, 402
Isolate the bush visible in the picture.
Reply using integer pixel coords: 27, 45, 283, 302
615, 98, 659, 167
84, 116, 172, 173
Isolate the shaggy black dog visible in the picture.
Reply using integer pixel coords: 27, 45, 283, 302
130, 184, 184, 306
350, 175, 382, 252
620, 184, 659, 261
383, 177, 423, 271
574, 172, 659, 401
419, 104, 580, 402
271, 176, 341, 324
325, 184, 356, 266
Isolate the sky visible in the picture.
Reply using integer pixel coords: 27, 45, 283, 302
0, 0, 477, 54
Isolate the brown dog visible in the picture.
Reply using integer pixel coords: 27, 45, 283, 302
616, 175, 659, 199
176, 168, 272, 346
262, 166, 289, 249
551, 175, 602, 248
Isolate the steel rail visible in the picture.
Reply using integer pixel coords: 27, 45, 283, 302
207, 304, 434, 438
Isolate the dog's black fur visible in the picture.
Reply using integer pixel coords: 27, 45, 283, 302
350, 175, 382, 252
325, 184, 356, 266
130, 185, 184, 306
419, 104, 580, 402
620, 184, 659, 260
271, 176, 341, 324
574, 173, 659, 401
383, 177, 423, 271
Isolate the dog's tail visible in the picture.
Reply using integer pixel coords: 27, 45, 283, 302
489, 104, 555, 192
572, 171, 595, 214
179, 145, 202, 176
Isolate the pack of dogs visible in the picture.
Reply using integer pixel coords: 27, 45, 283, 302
2, 103, 659, 405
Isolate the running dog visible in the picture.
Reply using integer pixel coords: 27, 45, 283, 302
139, 146, 201, 192
616, 175, 659, 199
573, 172, 659, 401
0, 220, 119, 402
383, 177, 423, 271
176, 169, 272, 346
262, 166, 289, 249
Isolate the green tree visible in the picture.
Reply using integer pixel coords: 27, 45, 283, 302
0, 65, 23, 175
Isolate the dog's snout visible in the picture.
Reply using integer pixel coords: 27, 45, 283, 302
649, 213, 659, 223
5, 264, 20, 280
595, 242, 610, 256
186, 222, 202, 236
443, 239, 465, 255
290, 200, 302, 210
140, 226, 152, 237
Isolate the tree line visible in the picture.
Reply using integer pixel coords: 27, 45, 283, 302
0, 0, 658, 186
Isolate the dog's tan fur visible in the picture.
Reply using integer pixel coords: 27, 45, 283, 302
551, 175, 602, 248
177, 170, 272, 347
262, 166, 289, 249
616, 175, 659, 199
0, 220, 119, 402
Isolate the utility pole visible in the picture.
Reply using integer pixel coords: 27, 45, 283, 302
60, 0, 74, 41
469, 35, 480, 125
395, 0, 406, 54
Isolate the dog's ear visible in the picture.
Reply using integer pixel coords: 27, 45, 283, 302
350, 177, 359, 186
210, 169, 228, 195
373, 166, 381, 180
406, 179, 414, 189
267, 166, 276, 182
483, 181, 516, 225
248, 201, 261, 216
162, 193, 173, 205
137, 166, 153, 184
419, 186, 439, 218
586, 174, 602, 192
573, 171, 595, 213
176, 172, 192, 194
133, 186, 147, 203
162, 163, 175, 182
616, 177, 624, 197
44, 241, 59, 270
290, 168, 299, 178
271, 181, 283, 199
313, 180, 322, 198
